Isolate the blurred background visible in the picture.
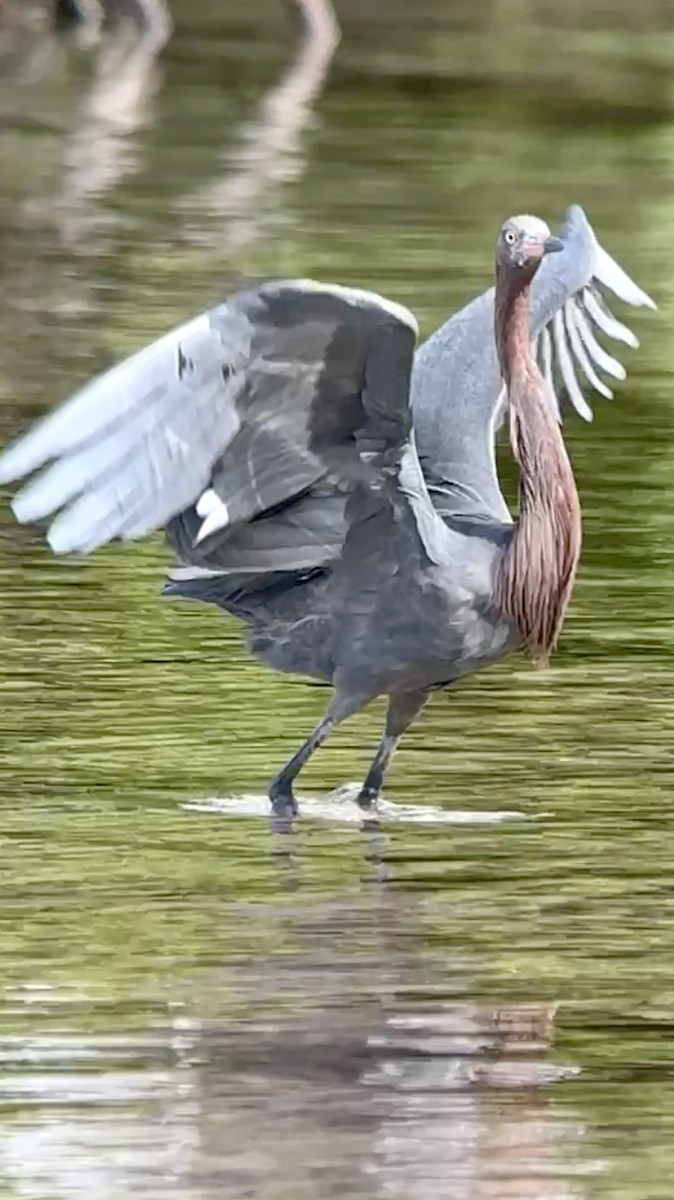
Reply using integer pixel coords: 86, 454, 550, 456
0, 1, 674, 1197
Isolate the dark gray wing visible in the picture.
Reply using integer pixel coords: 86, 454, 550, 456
412, 205, 656, 525
0, 280, 420, 562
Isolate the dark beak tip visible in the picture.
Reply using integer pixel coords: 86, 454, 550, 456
544, 235, 565, 255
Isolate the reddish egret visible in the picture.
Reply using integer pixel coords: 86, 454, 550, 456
0, 210, 654, 815
493, 216, 581, 666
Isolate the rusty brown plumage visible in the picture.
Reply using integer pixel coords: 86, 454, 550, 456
493, 220, 582, 667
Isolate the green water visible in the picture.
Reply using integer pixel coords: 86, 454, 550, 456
1, 1, 674, 1196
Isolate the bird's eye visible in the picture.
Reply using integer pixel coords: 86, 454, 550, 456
504, 230, 516, 246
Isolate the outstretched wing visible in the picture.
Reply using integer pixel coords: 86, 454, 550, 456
412, 205, 655, 525
0, 281, 418, 560
533, 212, 655, 423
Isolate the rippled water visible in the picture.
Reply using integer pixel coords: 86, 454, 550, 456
1, 1, 674, 1197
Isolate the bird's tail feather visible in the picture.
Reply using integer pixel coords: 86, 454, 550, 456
162, 563, 326, 622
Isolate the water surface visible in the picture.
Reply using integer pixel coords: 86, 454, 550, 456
1, 2, 674, 1196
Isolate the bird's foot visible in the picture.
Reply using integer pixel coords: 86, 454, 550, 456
268, 778, 299, 821
356, 785, 380, 811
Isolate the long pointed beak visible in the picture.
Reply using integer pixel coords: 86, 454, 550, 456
543, 235, 564, 255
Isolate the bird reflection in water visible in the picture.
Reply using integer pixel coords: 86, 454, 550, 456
268, 788, 390, 890
189, 893, 587, 1200
0, 882, 589, 1200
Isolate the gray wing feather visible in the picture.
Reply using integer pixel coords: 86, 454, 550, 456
569, 300, 626, 381
396, 433, 454, 566
540, 282, 640, 425
44, 352, 241, 553
563, 303, 613, 400
0, 315, 209, 477
532, 219, 655, 425
582, 287, 639, 348
553, 311, 594, 422
593, 243, 655, 309
1, 311, 247, 553
168, 485, 346, 572
0, 279, 431, 562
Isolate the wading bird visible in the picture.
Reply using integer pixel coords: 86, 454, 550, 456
0, 208, 654, 815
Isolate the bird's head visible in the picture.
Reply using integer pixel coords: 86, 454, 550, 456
496, 214, 564, 274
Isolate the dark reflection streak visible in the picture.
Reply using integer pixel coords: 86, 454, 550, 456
265, 808, 389, 889
265, 811, 384, 892
184, 0, 340, 256
360, 814, 392, 885
268, 813, 302, 891
53, 0, 103, 44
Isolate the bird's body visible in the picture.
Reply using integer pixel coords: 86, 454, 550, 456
0, 207, 655, 815
186, 471, 515, 693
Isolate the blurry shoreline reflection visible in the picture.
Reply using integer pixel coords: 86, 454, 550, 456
180, 0, 340, 259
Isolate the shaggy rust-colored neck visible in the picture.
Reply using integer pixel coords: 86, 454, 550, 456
494, 262, 582, 667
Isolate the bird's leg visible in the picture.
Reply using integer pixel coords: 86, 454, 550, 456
268, 690, 368, 817
269, 715, 335, 817
356, 689, 429, 810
